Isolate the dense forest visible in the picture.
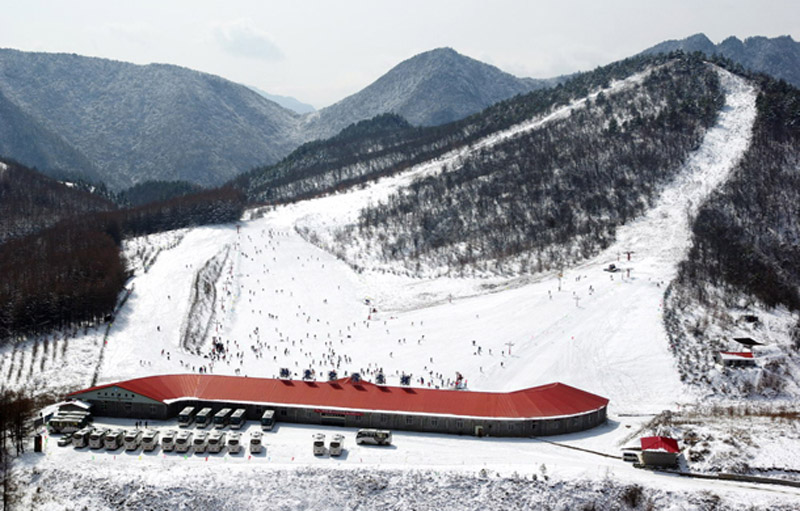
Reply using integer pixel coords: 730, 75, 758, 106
235, 53, 697, 204
320, 57, 723, 274
0, 158, 115, 244
118, 179, 203, 207
0, 180, 245, 343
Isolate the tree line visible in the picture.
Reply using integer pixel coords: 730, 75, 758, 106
0, 186, 245, 343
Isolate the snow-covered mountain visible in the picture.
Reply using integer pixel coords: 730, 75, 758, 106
0, 47, 558, 191
641, 33, 800, 87
303, 47, 559, 140
0, 48, 302, 190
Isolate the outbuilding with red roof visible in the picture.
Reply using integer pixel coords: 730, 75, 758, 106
68, 374, 609, 437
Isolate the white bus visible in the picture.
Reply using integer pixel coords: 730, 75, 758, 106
249, 431, 263, 454
213, 408, 232, 429
175, 431, 193, 453
89, 428, 110, 449
104, 429, 124, 450
230, 408, 247, 429
227, 432, 242, 454
312, 433, 326, 455
48, 413, 90, 434
72, 426, 95, 448
260, 410, 275, 431
123, 430, 143, 451
178, 406, 196, 427
161, 430, 177, 452
329, 434, 345, 457
195, 408, 213, 428
208, 430, 225, 453
355, 429, 392, 446
142, 430, 160, 451
193, 431, 209, 453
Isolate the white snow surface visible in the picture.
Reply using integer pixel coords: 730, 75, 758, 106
9, 68, 791, 508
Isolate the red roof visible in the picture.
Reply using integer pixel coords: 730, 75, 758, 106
719, 351, 754, 358
70, 374, 609, 420
640, 436, 680, 453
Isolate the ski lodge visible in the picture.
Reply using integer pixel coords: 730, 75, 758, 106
68, 374, 609, 437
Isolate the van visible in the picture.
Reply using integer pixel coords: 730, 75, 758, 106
329, 434, 345, 457
89, 428, 110, 449
142, 430, 160, 451
104, 429, 124, 450
178, 406, 196, 428
123, 430, 143, 451
72, 426, 95, 448
208, 431, 225, 453
312, 433, 326, 455
227, 432, 242, 454
175, 431, 193, 453
195, 408, 213, 428
230, 408, 247, 429
355, 429, 392, 446
193, 431, 209, 453
161, 430, 177, 452
213, 408, 233, 429
249, 431, 263, 454
622, 451, 641, 463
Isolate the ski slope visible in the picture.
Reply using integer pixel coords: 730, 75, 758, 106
98, 68, 756, 418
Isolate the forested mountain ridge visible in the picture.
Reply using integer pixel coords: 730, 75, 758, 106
642, 33, 800, 88
318, 57, 725, 275
0, 48, 302, 190
0, 47, 558, 191
0, 158, 116, 244
236, 53, 716, 211
665, 66, 800, 398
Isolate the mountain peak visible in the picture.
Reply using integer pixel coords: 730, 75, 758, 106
641, 33, 800, 89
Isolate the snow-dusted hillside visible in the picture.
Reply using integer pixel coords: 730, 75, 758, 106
6, 66, 800, 508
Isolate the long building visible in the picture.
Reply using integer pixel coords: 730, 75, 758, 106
68, 374, 609, 437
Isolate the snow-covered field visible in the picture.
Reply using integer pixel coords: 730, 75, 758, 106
6, 67, 800, 508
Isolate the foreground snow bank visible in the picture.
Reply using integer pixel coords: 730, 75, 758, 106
16, 463, 798, 511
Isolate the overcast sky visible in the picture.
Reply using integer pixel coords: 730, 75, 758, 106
2, 1, 798, 108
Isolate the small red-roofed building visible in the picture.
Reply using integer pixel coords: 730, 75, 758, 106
716, 351, 757, 368
640, 436, 680, 467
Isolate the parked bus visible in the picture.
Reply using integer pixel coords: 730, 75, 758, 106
161, 430, 177, 452
48, 413, 90, 434
312, 433, 326, 455
208, 431, 225, 453
355, 429, 392, 446
193, 431, 209, 453
178, 406, 196, 428
104, 429, 124, 450
227, 432, 242, 454
229, 408, 247, 429
329, 434, 345, 457
260, 410, 275, 431
72, 426, 95, 448
213, 408, 232, 429
124, 430, 143, 451
89, 428, 110, 449
175, 431, 193, 453
142, 430, 160, 452
195, 408, 213, 428
249, 431, 263, 454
